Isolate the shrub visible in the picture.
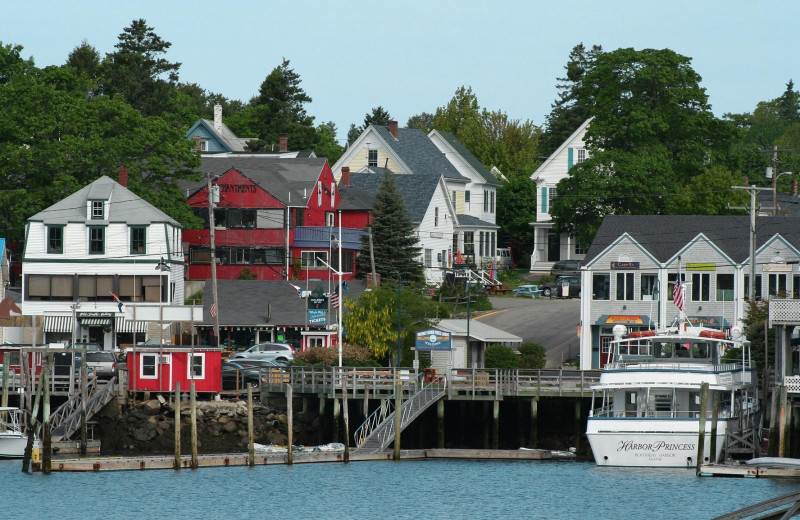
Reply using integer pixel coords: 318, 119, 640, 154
293, 343, 379, 367
484, 344, 519, 369
518, 342, 547, 369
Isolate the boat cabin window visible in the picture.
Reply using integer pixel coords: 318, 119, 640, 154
691, 343, 710, 359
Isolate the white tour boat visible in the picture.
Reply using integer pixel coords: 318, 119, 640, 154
587, 280, 759, 467
0, 407, 28, 458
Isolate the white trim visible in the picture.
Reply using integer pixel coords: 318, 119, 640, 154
187, 352, 205, 380
139, 353, 159, 379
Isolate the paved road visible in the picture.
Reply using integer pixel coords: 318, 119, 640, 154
474, 296, 581, 368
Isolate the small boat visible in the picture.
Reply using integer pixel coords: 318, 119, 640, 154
0, 407, 28, 458
746, 457, 800, 467
586, 267, 760, 468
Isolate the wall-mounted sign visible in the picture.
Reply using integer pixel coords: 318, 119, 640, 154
77, 312, 114, 318
762, 263, 793, 272
430, 232, 443, 239
414, 328, 452, 351
611, 262, 639, 270
605, 315, 644, 324
686, 263, 716, 271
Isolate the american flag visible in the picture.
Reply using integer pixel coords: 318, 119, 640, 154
329, 289, 339, 310
210, 301, 218, 318
672, 278, 684, 311
110, 292, 123, 313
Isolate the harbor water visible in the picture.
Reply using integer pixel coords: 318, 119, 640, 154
3, 458, 799, 519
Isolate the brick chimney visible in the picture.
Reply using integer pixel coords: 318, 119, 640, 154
793, 180, 798, 197
279, 133, 288, 152
341, 167, 350, 187
213, 104, 222, 133
389, 120, 398, 139
193, 135, 202, 151
118, 166, 128, 187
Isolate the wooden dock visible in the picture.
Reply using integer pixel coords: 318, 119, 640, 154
699, 462, 800, 478
32, 448, 554, 472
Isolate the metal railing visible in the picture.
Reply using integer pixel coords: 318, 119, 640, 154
51, 377, 117, 440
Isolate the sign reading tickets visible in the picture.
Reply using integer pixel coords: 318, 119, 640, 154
414, 328, 452, 351
308, 308, 327, 325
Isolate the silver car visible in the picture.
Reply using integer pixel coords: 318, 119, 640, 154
232, 342, 295, 362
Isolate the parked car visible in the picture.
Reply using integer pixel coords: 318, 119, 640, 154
221, 360, 265, 390
541, 276, 581, 298
550, 260, 581, 277
232, 342, 295, 362
84, 351, 118, 380
73, 342, 102, 352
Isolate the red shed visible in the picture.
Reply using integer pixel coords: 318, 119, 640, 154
126, 347, 223, 394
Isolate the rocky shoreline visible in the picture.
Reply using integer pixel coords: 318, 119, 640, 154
93, 398, 320, 455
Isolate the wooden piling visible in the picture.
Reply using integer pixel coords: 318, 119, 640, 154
530, 399, 539, 448
492, 400, 500, 449
769, 384, 780, 457
1, 354, 9, 408
332, 398, 341, 443
574, 398, 582, 455
287, 383, 293, 465
696, 382, 709, 475
710, 391, 720, 463
22, 366, 43, 474
174, 382, 181, 470
437, 400, 445, 449
248, 386, 254, 468
80, 343, 88, 456
318, 396, 327, 445
190, 381, 198, 469
780, 385, 790, 458
42, 355, 51, 475
482, 402, 490, 449
393, 382, 402, 461
343, 377, 350, 463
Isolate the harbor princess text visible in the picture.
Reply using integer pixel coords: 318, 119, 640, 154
617, 440, 695, 453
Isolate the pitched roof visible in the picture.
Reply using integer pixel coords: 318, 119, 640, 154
200, 279, 367, 326
371, 126, 468, 181
584, 215, 800, 265
432, 131, 500, 186
346, 172, 441, 223
183, 157, 329, 206
187, 119, 255, 152
28, 176, 180, 226
337, 184, 375, 211
456, 214, 498, 228
530, 117, 593, 181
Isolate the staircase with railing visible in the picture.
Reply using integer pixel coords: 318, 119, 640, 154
51, 377, 117, 441
353, 373, 446, 453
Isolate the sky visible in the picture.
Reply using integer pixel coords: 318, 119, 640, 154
3, 1, 798, 144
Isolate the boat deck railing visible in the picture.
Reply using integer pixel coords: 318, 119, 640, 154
604, 361, 751, 373
590, 397, 759, 419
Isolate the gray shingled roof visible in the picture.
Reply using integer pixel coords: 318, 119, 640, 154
457, 214, 498, 228
372, 126, 469, 181
434, 131, 500, 186
28, 176, 180, 226
584, 215, 800, 265
182, 157, 329, 205
193, 119, 255, 152
346, 172, 440, 223
337, 184, 375, 211
200, 279, 366, 326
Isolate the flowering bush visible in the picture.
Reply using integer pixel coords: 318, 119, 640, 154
293, 343, 379, 367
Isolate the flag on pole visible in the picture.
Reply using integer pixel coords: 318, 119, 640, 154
110, 292, 124, 313
289, 283, 303, 297
210, 301, 217, 318
329, 288, 339, 310
672, 279, 684, 311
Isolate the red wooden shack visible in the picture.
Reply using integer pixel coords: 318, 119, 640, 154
126, 346, 223, 394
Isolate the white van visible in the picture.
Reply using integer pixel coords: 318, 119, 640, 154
495, 248, 512, 270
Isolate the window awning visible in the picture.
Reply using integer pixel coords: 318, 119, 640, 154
79, 318, 112, 327
43, 315, 74, 332
115, 317, 148, 333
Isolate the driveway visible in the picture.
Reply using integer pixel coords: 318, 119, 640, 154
474, 296, 581, 368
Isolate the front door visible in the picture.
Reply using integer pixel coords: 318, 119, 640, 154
600, 336, 613, 368
547, 231, 561, 262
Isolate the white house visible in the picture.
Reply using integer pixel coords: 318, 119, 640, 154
529, 118, 593, 272
332, 122, 499, 283
22, 171, 184, 350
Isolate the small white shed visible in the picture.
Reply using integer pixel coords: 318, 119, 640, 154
429, 319, 522, 371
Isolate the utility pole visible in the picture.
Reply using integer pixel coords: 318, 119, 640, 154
207, 176, 221, 346
759, 146, 792, 216
731, 185, 772, 303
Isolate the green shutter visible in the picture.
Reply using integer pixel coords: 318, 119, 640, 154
568, 148, 574, 170
541, 187, 548, 213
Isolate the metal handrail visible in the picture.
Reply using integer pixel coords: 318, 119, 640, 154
51, 377, 117, 440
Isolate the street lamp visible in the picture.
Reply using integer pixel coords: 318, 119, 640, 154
767, 169, 792, 216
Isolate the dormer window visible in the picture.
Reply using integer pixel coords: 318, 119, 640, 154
91, 200, 104, 220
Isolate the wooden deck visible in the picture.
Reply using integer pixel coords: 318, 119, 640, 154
260, 367, 599, 401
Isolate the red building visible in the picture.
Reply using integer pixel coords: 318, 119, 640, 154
183, 157, 365, 282
126, 346, 223, 394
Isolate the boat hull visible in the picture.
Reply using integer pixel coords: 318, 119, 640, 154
587, 428, 725, 467
0, 433, 28, 458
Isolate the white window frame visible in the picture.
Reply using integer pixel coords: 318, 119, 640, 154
548, 187, 557, 213
140, 353, 159, 379
330, 182, 336, 208
308, 336, 324, 348
368, 149, 378, 167
187, 353, 205, 380
576, 148, 586, 164
326, 212, 335, 227
301, 250, 328, 269
616, 272, 635, 301
91, 200, 104, 220
317, 181, 323, 207
435, 207, 439, 227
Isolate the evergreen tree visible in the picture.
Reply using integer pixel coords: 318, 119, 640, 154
244, 58, 317, 151
356, 173, 423, 285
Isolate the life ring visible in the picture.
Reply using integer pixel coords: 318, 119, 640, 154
699, 330, 726, 340
629, 330, 655, 339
